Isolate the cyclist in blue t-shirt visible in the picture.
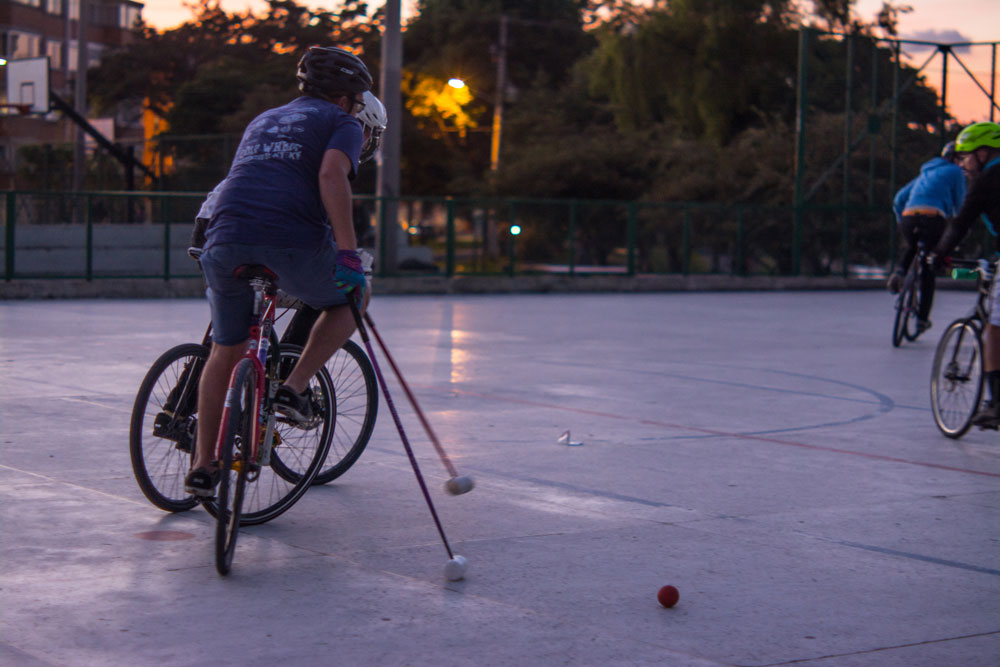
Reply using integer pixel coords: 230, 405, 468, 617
887, 142, 966, 333
933, 121, 1000, 429
185, 46, 380, 496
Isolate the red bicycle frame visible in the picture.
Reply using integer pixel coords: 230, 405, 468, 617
213, 275, 279, 467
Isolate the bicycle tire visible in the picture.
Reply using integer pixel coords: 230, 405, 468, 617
892, 267, 919, 346
930, 320, 984, 438
129, 343, 207, 512
902, 270, 922, 342
215, 358, 255, 575
891, 295, 907, 347
203, 348, 333, 526
269, 344, 337, 485
314, 340, 378, 485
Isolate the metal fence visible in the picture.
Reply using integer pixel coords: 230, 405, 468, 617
3, 189, 993, 283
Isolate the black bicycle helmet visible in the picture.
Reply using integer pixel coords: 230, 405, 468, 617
296, 46, 372, 97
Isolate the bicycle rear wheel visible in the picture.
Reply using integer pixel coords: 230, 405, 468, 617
267, 345, 338, 482
129, 343, 207, 512
930, 320, 984, 438
215, 358, 256, 575
892, 270, 920, 346
315, 340, 378, 484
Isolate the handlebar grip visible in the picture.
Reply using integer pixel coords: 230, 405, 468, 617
951, 268, 979, 280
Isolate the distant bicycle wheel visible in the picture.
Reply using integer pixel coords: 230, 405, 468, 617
892, 270, 920, 347
215, 358, 255, 575
930, 320, 984, 438
129, 343, 207, 513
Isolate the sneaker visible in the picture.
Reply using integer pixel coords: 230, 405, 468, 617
887, 272, 903, 294
184, 466, 221, 497
916, 319, 932, 335
972, 401, 1000, 430
274, 385, 314, 423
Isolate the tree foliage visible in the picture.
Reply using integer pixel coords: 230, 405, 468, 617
86, 0, 951, 211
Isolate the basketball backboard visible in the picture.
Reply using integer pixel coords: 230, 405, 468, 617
5, 56, 50, 114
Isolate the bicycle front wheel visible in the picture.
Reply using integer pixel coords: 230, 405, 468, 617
205, 345, 333, 526
930, 320, 984, 438
129, 343, 207, 513
215, 358, 256, 575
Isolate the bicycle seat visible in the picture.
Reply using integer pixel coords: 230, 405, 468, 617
233, 264, 278, 283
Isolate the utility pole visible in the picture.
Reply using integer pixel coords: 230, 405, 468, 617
490, 14, 509, 174
72, 0, 88, 195
377, 0, 402, 275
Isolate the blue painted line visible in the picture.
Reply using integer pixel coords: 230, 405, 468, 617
836, 540, 1000, 577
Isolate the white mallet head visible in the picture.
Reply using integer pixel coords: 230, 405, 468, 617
445, 475, 474, 495
444, 555, 468, 581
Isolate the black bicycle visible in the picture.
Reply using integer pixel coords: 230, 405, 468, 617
892, 242, 930, 347
929, 258, 994, 438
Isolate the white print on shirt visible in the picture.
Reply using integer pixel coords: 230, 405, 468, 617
235, 111, 309, 163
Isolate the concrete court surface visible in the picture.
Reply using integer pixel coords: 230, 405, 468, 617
1, 290, 998, 667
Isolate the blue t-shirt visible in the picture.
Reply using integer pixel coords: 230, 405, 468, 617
206, 96, 363, 249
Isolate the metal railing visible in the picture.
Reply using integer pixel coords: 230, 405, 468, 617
6, 189, 989, 283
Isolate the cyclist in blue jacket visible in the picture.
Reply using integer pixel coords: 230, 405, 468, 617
887, 142, 966, 333
934, 121, 1000, 429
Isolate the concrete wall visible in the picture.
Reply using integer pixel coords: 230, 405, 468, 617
2, 222, 200, 278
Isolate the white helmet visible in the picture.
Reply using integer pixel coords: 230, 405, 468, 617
358, 90, 387, 164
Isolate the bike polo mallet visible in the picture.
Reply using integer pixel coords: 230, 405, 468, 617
348, 301, 469, 582
361, 310, 474, 496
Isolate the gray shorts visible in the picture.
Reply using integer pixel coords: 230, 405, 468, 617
200, 243, 347, 345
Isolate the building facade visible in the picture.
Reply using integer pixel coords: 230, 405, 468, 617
1, 0, 143, 188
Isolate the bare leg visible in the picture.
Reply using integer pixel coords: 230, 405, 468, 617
193, 342, 247, 471
282, 303, 358, 394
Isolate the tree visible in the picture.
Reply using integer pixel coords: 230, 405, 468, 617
89, 0, 381, 190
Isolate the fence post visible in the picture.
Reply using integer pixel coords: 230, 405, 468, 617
568, 201, 577, 276
793, 28, 810, 276
5, 192, 15, 281
446, 198, 455, 277
163, 195, 172, 281
682, 205, 691, 275
842, 33, 854, 280
736, 207, 745, 276
86, 194, 93, 281
377, 195, 387, 278
626, 202, 637, 276
507, 200, 515, 278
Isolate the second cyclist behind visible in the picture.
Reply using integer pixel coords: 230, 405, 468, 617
887, 141, 967, 334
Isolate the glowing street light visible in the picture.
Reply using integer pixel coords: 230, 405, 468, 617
448, 78, 466, 89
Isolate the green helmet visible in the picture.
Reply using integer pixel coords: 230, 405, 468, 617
955, 122, 1000, 152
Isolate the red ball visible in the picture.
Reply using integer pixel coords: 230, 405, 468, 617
657, 585, 679, 608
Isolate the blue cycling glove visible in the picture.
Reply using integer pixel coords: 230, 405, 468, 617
334, 249, 366, 303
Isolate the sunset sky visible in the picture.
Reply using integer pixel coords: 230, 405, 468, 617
139, 0, 999, 123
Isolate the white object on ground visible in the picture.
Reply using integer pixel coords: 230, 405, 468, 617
445, 476, 475, 495
444, 555, 468, 581
557, 430, 583, 446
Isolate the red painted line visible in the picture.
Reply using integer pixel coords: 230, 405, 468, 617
134, 530, 196, 541
426, 386, 1000, 480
